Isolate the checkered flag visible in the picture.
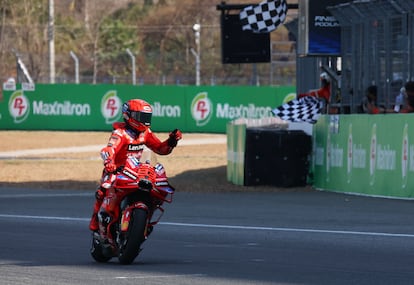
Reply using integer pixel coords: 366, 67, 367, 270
272, 96, 324, 124
240, 0, 288, 33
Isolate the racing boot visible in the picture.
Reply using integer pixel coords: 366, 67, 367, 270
89, 188, 105, 231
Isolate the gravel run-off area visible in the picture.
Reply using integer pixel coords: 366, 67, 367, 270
0, 131, 312, 193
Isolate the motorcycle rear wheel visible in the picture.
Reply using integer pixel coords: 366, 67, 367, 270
118, 208, 148, 265
90, 232, 112, 263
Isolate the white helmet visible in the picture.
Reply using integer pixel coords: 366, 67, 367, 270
320, 72, 330, 82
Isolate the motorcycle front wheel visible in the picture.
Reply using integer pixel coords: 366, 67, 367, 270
118, 208, 148, 265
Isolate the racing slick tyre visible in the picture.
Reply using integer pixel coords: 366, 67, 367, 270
118, 208, 148, 265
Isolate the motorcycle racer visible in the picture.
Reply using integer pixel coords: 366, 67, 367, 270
89, 99, 182, 232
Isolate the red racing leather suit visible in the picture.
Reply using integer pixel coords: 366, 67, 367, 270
92, 122, 177, 233
101, 122, 174, 171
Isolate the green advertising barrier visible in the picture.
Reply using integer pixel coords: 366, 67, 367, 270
226, 122, 246, 185
0, 84, 295, 133
312, 114, 414, 199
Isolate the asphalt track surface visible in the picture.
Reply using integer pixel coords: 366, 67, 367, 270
0, 187, 414, 285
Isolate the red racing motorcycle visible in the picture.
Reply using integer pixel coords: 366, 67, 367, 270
90, 154, 174, 265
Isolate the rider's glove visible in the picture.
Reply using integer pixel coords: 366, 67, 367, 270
95, 188, 105, 201
104, 159, 117, 173
167, 129, 182, 147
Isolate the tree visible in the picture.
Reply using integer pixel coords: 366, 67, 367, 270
0, 0, 296, 85
0, 0, 48, 81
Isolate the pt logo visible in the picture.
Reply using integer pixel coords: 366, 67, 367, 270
101, 90, 122, 124
8, 90, 30, 123
191, 92, 212, 126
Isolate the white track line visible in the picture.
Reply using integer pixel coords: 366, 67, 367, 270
113, 274, 206, 280
0, 214, 413, 238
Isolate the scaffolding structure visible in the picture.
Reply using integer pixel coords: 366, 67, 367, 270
328, 0, 414, 113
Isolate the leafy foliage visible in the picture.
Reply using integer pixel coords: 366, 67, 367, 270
0, 0, 295, 85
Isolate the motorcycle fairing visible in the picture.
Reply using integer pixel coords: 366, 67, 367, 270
120, 201, 148, 232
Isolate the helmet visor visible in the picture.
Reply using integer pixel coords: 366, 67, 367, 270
130, 111, 151, 126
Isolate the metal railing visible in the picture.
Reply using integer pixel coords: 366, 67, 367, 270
328, 0, 414, 113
